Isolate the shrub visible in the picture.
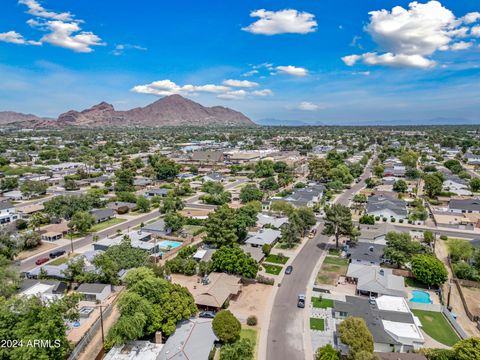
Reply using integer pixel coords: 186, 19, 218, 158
256, 274, 274, 285
440, 235, 448, 241
399, 219, 404, 223
247, 315, 258, 326
375, 216, 380, 221
391, 218, 396, 223
212, 310, 241, 343
382, 217, 387, 222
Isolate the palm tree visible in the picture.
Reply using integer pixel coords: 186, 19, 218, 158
322, 204, 354, 248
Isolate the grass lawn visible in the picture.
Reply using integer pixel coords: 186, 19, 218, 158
275, 242, 299, 250
328, 248, 341, 256
90, 218, 126, 232
310, 318, 325, 331
312, 297, 334, 309
315, 255, 349, 286
48, 253, 77, 265
265, 254, 289, 264
263, 264, 283, 275
412, 310, 460, 346
240, 328, 258, 359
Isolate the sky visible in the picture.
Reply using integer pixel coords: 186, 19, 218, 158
1, 0, 480, 124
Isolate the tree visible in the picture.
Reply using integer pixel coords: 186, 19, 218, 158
160, 194, 184, 214
383, 231, 424, 268
470, 177, 480, 192
393, 180, 408, 193
329, 164, 354, 185
204, 205, 239, 247
20, 180, 48, 197
270, 200, 295, 216
220, 338, 254, 360
148, 154, 180, 180
254, 160, 275, 177
114, 168, 135, 193
308, 157, 331, 182
0, 255, 19, 298
400, 150, 419, 168
19, 231, 41, 250
0, 177, 18, 191
136, 196, 151, 213
164, 212, 184, 233
453, 337, 480, 360
68, 211, 95, 234
423, 230, 434, 244
338, 317, 374, 360
322, 204, 354, 248
212, 310, 241, 343
373, 164, 384, 177
423, 173, 443, 198
359, 215, 375, 225
259, 176, 279, 191
316, 344, 340, 360
297, 207, 317, 233
273, 161, 288, 173
240, 184, 264, 203
210, 246, 259, 278
411, 254, 448, 287
448, 239, 474, 262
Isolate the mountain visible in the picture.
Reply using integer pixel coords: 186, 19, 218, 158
255, 118, 312, 126
56, 95, 255, 127
0, 112, 55, 127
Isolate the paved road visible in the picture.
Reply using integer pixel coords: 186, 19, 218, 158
266, 160, 374, 360
19, 210, 160, 272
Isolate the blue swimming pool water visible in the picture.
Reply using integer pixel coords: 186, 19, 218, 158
410, 290, 432, 304
157, 240, 182, 250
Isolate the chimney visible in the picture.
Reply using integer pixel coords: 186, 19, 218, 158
154, 331, 163, 344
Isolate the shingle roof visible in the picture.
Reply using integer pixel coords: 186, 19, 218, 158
77, 283, 110, 294
449, 199, 480, 212
367, 195, 407, 217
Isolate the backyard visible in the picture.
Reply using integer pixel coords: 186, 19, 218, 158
315, 255, 349, 286
412, 309, 460, 346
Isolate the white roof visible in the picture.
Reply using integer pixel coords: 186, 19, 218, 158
382, 320, 424, 341
193, 249, 207, 260
20, 283, 53, 297
375, 295, 410, 313
104, 341, 163, 360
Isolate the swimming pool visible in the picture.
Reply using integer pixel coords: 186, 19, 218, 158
157, 240, 182, 250
410, 290, 432, 304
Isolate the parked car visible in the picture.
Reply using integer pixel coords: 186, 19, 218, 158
297, 294, 306, 308
285, 265, 293, 275
35, 257, 49, 265
49, 250, 66, 259
199, 311, 216, 319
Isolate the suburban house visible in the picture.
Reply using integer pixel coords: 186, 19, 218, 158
465, 152, 480, 166
256, 213, 288, 229
19, 279, 67, 302
383, 166, 406, 178
367, 195, 408, 221
142, 219, 172, 236
16, 203, 45, 219
159, 318, 217, 360
202, 172, 225, 183
266, 183, 324, 209
104, 341, 163, 360
442, 174, 471, 196
26, 264, 68, 280
188, 150, 225, 164
193, 248, 216, 262
2, 190, 25, 201
93, 230, 157, 254
185, 272, 242, 310
107, 201, 137, 213
144, 188, 170, 199
334, 295, 425, 353
76, 283, 112, 302
346, 263, 407, 298
357, 223, 396, 245
0, 201, 18, 225
90, 208, 116, 223
448, 198, 480, 214
347, 242, 385, 266
40, 221, 69, 241
245, 228, 281, 248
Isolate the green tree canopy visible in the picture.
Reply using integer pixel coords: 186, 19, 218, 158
322, 204, 354, 248
240, 184, 264, 203
210, 246, 259, 278
220, 338, 254, 360
411, 254, 448, 287
338, 317, 374, 360
212, 310, 241, 343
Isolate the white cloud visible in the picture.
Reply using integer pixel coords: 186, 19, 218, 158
0, 1, 104, 53
342, 1, 478, 69
276, 65, 308, 76
472, 25, 480, 37
132, 80, 230, 97
242, 69, 259, 77
352, 71, 371, 76
217, 90, 247, 100
222, 79, 259, 88
0, 30, 41, 45
297, 101, 320, 111
251, 89, 273, 97
242, 9, 317, 35
450, 41, 473, 51
19, 0, 73, 21
112, 44, 147, 56
462, 12, 480, 24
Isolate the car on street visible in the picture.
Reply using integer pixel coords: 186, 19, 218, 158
285, 265, 293, 274
49, 250, 66, 259
199, 311, 216, 319
35, 257, 49, 265
297, 294, 305, 308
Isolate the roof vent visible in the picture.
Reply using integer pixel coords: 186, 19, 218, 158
369, 246, 374, 252
379, 269, 384, 276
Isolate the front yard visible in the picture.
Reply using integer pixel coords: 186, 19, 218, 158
310, 318, 325, 331
264, 254, 289, 264
412, 309, 460, 346
90, 218, 126, 232
262, 263, 283, 275
312, 297, 334, 309
315, 255, 349, 286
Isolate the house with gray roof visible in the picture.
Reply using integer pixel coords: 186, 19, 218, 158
448, 198, 480, 213
203, 172, 225, 183
77, 283, 112, 302
144, 188, 170, 199
256, 213, 288, 229
265, 183, 324, 209
159, 318, 217, 360
347, 242, 385, 266
90, 208, 116, 223
93, 230, 157, 254
357, 223, 397, 245
333, 295, 424, 353
367, 195, 407, 220
346, 263, 406, 298
142, 219, 172, 236
245, 228, 281, 247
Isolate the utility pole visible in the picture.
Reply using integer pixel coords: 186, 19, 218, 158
100, 305, 105, 344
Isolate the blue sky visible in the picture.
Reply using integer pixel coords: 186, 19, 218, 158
1, 0, 480, 123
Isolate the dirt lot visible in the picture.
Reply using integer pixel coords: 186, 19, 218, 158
16, 241, 57, 260
315, 255, 349, 286
229, 283, 273, 325
460, 286, 480, 317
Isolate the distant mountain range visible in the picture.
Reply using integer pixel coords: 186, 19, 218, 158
0, 95, 255, 128
254, 117, 480, 126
